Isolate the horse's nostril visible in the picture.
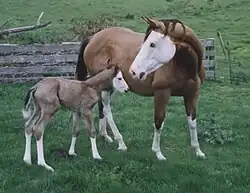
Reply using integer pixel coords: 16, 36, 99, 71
139, 72, 145, 79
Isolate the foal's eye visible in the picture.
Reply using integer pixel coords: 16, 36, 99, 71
150, 43, 156, 48
118, 78, 122, 80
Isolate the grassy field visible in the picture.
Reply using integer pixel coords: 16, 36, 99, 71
1, 0, 250, 192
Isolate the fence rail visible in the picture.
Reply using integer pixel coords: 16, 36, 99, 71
0, 39, 216, 83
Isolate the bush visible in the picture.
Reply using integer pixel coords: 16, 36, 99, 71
198, 113, 242, 145
69, 14, 118, 41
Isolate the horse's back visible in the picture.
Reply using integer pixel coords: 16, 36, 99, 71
84, 27, 144, 73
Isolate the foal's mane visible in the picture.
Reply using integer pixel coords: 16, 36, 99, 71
143, 19, 186, 43
85, 64, 119, 80
82, 64, 119, 92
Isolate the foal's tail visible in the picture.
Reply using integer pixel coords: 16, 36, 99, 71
75, 38, 90, 81
22, 85, 37, 120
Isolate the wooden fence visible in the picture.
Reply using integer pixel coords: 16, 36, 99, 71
0, 39, 216, 83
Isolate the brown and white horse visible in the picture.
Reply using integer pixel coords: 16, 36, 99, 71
75, 17, 206, 160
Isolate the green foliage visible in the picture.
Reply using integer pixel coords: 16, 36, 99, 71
69, 14, 118, 41
198, 113, 242, 145
231, 71, 249, 85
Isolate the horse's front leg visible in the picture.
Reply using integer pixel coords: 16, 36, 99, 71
98, 99, 113, 143
152, 89, 171, 160
101, 91, 127, 151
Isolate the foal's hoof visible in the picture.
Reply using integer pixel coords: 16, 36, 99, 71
68, 151, 77, 156
38, 163, 55, 172
93, 155, 103, 160
196, 150, 206, 159
23, 158, 32, 165
156, 152, 166, 161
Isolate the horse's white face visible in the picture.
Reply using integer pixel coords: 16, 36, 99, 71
112, 71, 129, 93
129, 30, 176, 80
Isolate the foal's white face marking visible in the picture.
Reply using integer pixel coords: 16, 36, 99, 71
129, 30, 176, 80
112, 70, 129, 93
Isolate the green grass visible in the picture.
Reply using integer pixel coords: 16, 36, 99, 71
1, 0, 250, 192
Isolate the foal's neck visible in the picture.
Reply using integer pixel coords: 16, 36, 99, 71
85, 73, 112, 92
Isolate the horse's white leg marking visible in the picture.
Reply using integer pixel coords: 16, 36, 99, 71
99, 115, 113, 143
187, 116, 205, 158
68, 137, 77, 156
101, 91, 127, 151
36, 134, 54, 171
23, 132, 32, 164
36, 121, 54, 171
68, 112, 80, 156
152, 121, 166, 160
90, 137, 102, 160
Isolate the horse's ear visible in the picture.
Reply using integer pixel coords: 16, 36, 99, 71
141, 16, 158, 28
141, 16, 150, 24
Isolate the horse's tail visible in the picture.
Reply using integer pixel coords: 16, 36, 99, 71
75, 38, 90, 81
198, 61, 206, 83
22, 85, 37, 120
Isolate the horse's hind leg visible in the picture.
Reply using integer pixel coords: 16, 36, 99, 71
152, 89, 171, 160
98, 99, 113, 143
101, 91, 127, 151
68, 112, 80, 156
184, 87, 206, 159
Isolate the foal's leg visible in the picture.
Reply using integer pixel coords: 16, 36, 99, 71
33, 114, 54, 171
98, 99, 113, 143
82, 110, 102, 160
152, 89, 171, 160
68, 112, 80, 156
34, 102, 59, 172
101, 91, 127, 151
184, 89, 206, 159
23, 106, 40, 165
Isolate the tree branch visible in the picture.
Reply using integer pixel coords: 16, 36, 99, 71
0, 12, 51, 36
37, 12, 44, 25
0, 18, 12, 30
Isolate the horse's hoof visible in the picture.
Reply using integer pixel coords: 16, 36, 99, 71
196, 150, 206, 159
156, 152, 166, 160
118, 145, 127, 151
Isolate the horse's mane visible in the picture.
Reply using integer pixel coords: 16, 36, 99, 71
143, 19, 186, 42
142, 19, 205, 82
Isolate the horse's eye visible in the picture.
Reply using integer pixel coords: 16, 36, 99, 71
150, 43, 156, 48
118, 78, 122, 80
